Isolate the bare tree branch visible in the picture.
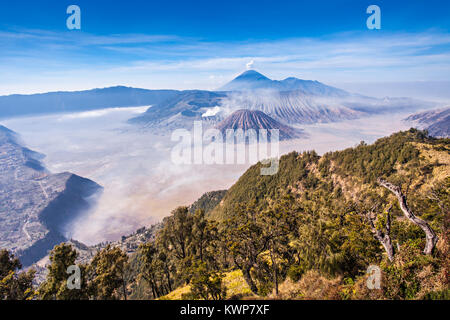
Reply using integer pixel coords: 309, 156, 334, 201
377, 178, 438, 255
364, 205, 394, 261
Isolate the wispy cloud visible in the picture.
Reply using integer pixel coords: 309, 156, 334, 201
0, 29, 449, 95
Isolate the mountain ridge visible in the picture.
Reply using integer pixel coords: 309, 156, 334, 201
404, 107, 450, 138
0, 87, 179, 119
0, 124, 102, 266
219, 70, 349, 97
131, 71, 435, 128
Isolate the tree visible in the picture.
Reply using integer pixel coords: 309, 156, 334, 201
261, 197, 297, 295
190, 209, 220, 265
185, 261, 227, 300
378, 179, 438, 255
137, 207, 224, 299
39, 243, 88, 300
138, 242, 168, 298
224, 201, 266, 294
157, 250, 174, 293
88, 245, 129, 300
0, 249, 21, 278
159, 207, 193, 261
0, 250, 35, 300
363, 205, 394, 262
157, 206, 196, 286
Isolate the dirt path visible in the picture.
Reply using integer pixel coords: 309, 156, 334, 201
22, 220, 32, 240
38, 181, 49, 199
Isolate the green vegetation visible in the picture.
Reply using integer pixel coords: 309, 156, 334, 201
154, 129, 448, 300
39, 243, 87, 300
189, 190, 227, 214
0, 250, 35, 300
38, 243, 129, 300
159, 269, 252, 300
1, 129, 448, 300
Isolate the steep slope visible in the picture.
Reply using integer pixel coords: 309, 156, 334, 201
189, 190, 227, 214
0, 125, 102, 266
219, 70, 274, 91
210, 129, 449, 221
0, 87, 179, 119
131, 129, 449, 301
404, 107, 450, 138
221, 90, 363, 124
129, 90, 226, 129
215, 109, 303, 140
32, 189, 226, 285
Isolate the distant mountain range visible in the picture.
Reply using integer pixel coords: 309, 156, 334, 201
0, 86, 178, 119
130, 70, 436, 130
0, 125, 102, 266
0, 71, 437, 134
404, 107, 450, 138
215, 109, 303, 141
219, 70, 349, 97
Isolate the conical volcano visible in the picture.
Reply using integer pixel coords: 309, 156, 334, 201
215, 109, 303, 141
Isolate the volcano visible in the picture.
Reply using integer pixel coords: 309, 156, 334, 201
215, 109, 303, 141
219, 70, 349, 97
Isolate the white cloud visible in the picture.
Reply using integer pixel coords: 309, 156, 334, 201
202, 106, 221, 117
0, 30, 449, 97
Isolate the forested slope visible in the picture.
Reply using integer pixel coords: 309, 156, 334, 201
2, 129, 448, 300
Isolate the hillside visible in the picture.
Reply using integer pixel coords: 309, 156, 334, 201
211, 129, 449, 221
0, 124, 102, 267
159, 270, 253, 300
6, 129, 448, 300
405, 107, 450, 138
222, 89, 363, 124
129, 90, 226, 129
131, 129, 448, 300
189, 190, 227, 214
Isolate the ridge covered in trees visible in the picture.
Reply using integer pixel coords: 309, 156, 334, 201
1, 129, 449, 300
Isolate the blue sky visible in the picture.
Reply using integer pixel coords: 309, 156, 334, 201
1, 0, 450, 98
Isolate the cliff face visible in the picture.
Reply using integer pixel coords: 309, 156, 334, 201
0, 125, 102, 266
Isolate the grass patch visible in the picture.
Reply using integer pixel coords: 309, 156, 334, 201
159, 269, 253, 300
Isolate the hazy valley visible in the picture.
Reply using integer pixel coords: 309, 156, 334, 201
1, 70, 448, 301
